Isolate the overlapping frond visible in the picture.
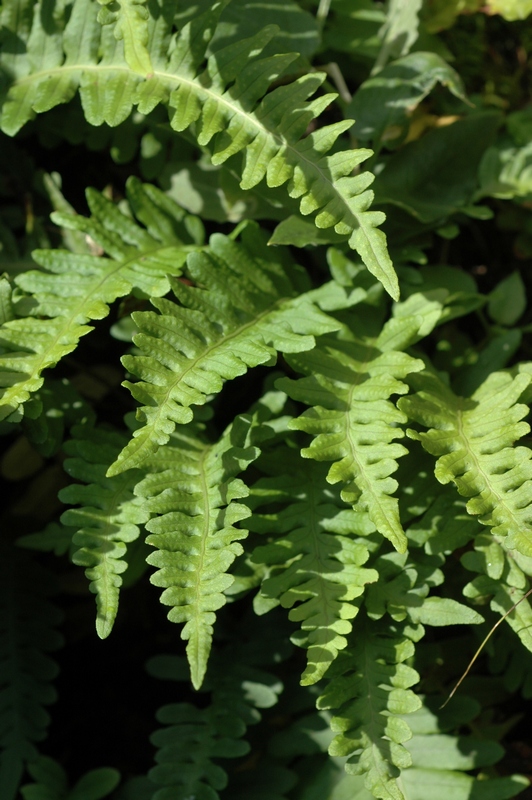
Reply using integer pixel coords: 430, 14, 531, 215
0, 546, 62, 800
248, 447, 378, 685
0, 178, 201, 422
109, 228, 338, 475
0, 0, 399, 297
463, 532, 532, 653
399, 369, 532, 557
277, 313, 426, 552
58, 423, 149, 639
134, 415, 260, 689
147, 649, 283, 800
317, 620, 420, 800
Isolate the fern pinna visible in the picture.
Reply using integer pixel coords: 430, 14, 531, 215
0, 0, 399, 297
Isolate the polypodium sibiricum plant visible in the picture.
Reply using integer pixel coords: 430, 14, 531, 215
2, 0, 532, 799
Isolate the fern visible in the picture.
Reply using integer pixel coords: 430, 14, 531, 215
58, 422, 149, 639
146, 644, 283, 799
463, 532, 532, 654
109, 226, 338, 475
134, 414, 260, 689
96, 0, 152, 76
0, 178, 201, 422
277, 311, 427, 553
399, 368, 532, 558
0, 546, 62, 800
0, 0, 399, 297
317, 619, 421, 800
248, 446, 378, 685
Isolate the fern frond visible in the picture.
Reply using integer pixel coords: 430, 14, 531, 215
0, 0, 399, 297
277, 314, 426, 553
399, 369, 532, 557
147, 649, 283, 800
0, 178, 201, 422
0, 546, 62, 800
463, 532, 532, 654
135, 414, 260, 689
317, 619, 420, 800
58, 423, 149, 639
248, 447, 378, 685
109, 228, 338, 475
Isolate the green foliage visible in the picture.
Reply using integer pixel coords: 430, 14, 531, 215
1, 1, 532, 799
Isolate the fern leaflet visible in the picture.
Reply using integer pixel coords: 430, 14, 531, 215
248, 446, 378, 685
0, 178, 201, 421
135, 414, 260, 689
96, 0, 152, 76
109, 227, 338, 475
58, 423, 149, 639
277, 313, 426, 552
399, 368, 532, 558
0, 0, 399, 297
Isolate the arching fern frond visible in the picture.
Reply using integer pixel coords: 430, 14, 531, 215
58, 423, 149, 639
0, 0, 399, 297
277, 313, 426, 553
248, 446, 378, 685
399, 369, 532, 558
0, 545, 63, 800
109, 228, 338, 475
134, 414, 260, 689
317, 619, 420, 800
0, 178, 201, 422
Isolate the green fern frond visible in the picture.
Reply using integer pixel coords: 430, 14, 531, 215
399, 368, 532, 558
0, 0, 399, 297
463, 532, 532, 654
109, 228, 338, 475
0, 178, 201, 422
58, 423, 149, 639
277, 314, 426, 553
147, 649, 283, 800
0, 546, 63, 800
248, 447, 378, 685
135, 414, 260, 689
317, 619, 420, 800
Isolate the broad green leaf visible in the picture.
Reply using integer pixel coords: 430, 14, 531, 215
488, 272, 526, 326
373, 0, 423, 73
348, 52, 467, 147
374, 112, 501, 222
408, 597, 483, 627
487, 0, 532, 19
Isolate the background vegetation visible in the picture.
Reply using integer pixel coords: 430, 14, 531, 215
2, 0, 532, 798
